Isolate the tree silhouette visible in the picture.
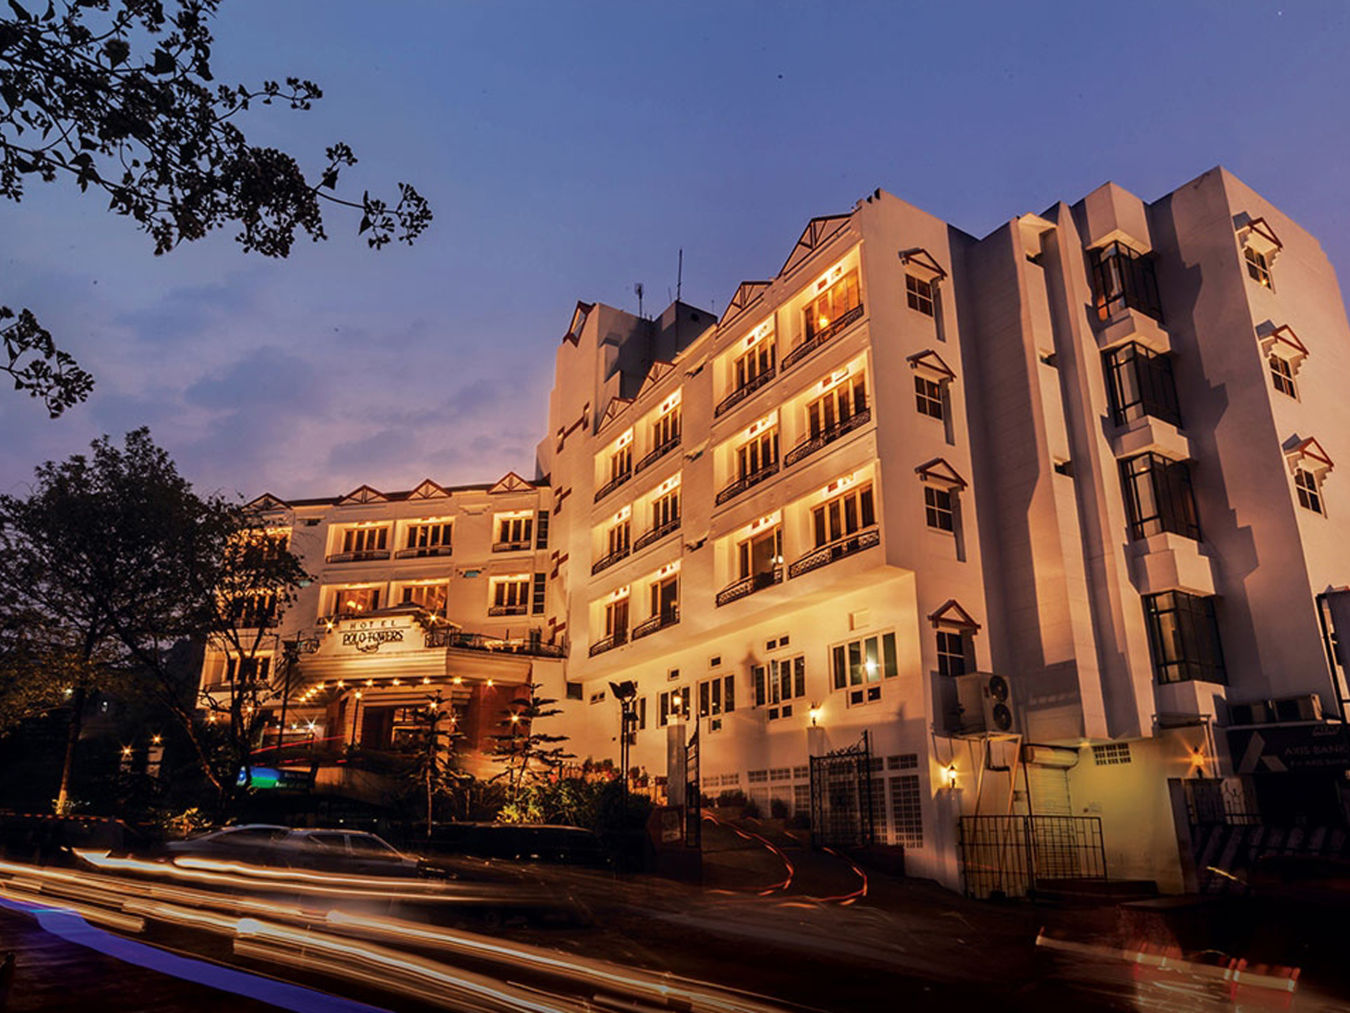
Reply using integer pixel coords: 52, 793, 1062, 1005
489, 683, 573, 807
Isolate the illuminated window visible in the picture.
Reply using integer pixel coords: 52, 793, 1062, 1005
803, 269, 861, 341
914, 376, 944, 420
609, 444, 632, 483
737, 526, 781, 582
830, 632, 898, 690
604, 596, 629, 641
812, 483, 875, 548
650, 488, 680, 532
332, 526, 389, 562
229, 592, 276, 629
905, 274, 934, 316
753, 656, 804, 719
402, 521, 452, 557
399, 582, 448, 616
737, 428, 779, 482
494, 514, 533, 551
1269, 354, 1297, 399
1245, 246, 1272, 289
806, 373, 867, 440
223, 655, 272, 683
733, 341, 775, 392
607, 518, 630, 556
697, 675, 736, 718
1294, 467, 1324, 515
1090, 241, 1161, 322
328, 585, 380, 616
490, 576, 530, 614
658, 686, 691, 727
649, 574, 678, 622
651, 407, 681, 451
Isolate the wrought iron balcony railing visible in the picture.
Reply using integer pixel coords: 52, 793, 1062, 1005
787, 527, 880, 580
488, 603, 529, 617
783, 406, 872, 468
491, 539, 533, 553
325, 549, 391, 564
715, 565, 783, 607
394, 544, 454, 560
635, 435, 681, 473
713, 366, 776, 418
424, 627, 565, 658
715, 461, 779, 506
632, 516, 680, 553
591, 544, 631, 575
588, 629, 629, 657
593, 469, 633, 503
781, 303, 864, 372
632, 607, 679, 640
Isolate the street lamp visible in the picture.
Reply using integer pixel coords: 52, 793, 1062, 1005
610, 680, 638, 802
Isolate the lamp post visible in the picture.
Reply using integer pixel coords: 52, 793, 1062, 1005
350, 690, 363, 748
610, 680, 638, 803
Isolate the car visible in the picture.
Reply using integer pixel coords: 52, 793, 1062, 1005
166, 825, 420, 876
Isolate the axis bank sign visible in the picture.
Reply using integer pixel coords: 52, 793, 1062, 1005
337, 616, 419, 654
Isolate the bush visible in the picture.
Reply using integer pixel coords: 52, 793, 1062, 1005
717, 789, 747, 808
769, 797, 790, 820
741, 796, 761, 819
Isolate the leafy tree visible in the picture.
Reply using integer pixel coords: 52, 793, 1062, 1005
395, 690, 469, 840
489, 682, 573, 806
1, 0, 432, 414
0, 428, 308, 811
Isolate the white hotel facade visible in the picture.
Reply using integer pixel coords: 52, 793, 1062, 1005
203, 168, 1350, 894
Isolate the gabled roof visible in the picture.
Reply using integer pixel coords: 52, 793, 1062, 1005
339, 484, 388, 505
928, 599, 981, 631
899, 247, 949, 282
597, 396, 634, 432
720, 280, 771, 325
409, 479, 450, 500
1285, 437, 1334, 474
1257, 323, 1309, 361
907, 349, 956, 380
488, 471, 534, 494
246, 493, 288, 513
634, 360, 676, 400
1237, 215, 1283, 252
915, 457, 968, 490
562, 301, 595, 346
779, 213, 853, 277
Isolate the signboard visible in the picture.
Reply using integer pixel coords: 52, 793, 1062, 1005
237, 766, 314, 790
332, 615, 422, 656
1228, 724, 1350, 773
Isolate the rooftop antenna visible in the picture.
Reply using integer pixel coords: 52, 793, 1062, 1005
634, 282, 644, 319
676, 249, 683, 303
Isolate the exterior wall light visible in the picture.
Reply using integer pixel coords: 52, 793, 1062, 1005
808, 703, 823, 727
944, 763, 958, 789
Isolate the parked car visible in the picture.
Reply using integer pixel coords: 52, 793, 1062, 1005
166, 824, 421, 876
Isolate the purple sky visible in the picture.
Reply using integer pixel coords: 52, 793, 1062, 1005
3, 1, 1349, 502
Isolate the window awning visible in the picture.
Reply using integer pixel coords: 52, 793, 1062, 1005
1236, 216, 1283, 259
928, 599, 981, 631
1285, 436, 1333, 477
1256, 323, 1309, 366
899, 248, 948, 283
907, 349, 956, 382
915, 457, 967, 490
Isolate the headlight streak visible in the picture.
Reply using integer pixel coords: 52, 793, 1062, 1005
0, 856, 791, 1013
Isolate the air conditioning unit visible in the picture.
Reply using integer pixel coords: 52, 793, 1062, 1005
950, 673, 1015, 734
1226, 700, 1272, 726
1273, 693, 1323, 723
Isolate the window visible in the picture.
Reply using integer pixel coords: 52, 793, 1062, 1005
936, 629, 972, 677
531, 572, 546, 614
1143, 590, 1226, 684
697, 675, 736, 718
1295, 468, 1324, 515
738, 526, 782, 581
737, 428, 779, 481
651, 488, 680, 532
604, 596, 629, 642
535, 510, 549, 549
649, 575, 678, 621
905, 274, 934, 316
494, 514, 533, 550
924, 486, 954, 532
1090, 241, 1161, 322
399, 582, 447, 616
607, 518, 630, 557
230, 592, 276, 629
812, 483, 876, 547
804, 269, 861, 341
1119, 452, 1200, 541
1091, 743, 1132, 766
652, 407, 681, 450
491, 576, 530, 613
830, 632, 899, 690
335, 526, 389, 561
890, 774, 923, 849
914, 375, 944, 419
753, 656, 805, 719
328, 585, 380, 616
658, 686, 691, 727
565, 681, 583, 701
1245, 246, 1272, 289
1103, 342, 1181, 428
1269, 354, 1298, 399
806, 374, 868, 440
734, 340, 775, 392
223, 655, 272, 683
404, 521, 452, 556
609, 443, 633, 483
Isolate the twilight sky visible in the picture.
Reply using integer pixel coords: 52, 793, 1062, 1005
3, 1, 1349, 502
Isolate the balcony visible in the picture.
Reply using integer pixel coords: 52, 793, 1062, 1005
424, 627, 566, 659
325, 549, 391, 564
715, 565, 783, 607
492, 539, 533, 553
787, 527, 880, 579
714, 367, 776, 418
715, 461, 779, 506
635, 435, 681, 473
593, 470, 633, 503
632, 607, 679, 640
589, 629, 629, 657
488, 603, 529, 617
632, 516, 680, 553
783, 406, 872, 468
781, 303, 864, 373
394, 544, 453, 559
591, 544, 631, 575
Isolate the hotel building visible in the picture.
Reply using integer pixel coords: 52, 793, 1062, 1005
203, 167, 1350, 894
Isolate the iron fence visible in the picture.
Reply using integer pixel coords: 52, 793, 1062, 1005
959, 815, 1106, 899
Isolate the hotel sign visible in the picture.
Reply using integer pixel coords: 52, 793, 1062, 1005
335, 616, 420, 655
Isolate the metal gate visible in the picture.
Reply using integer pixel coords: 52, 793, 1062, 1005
959, 815, 1106, 899
809, 732, 874, 848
